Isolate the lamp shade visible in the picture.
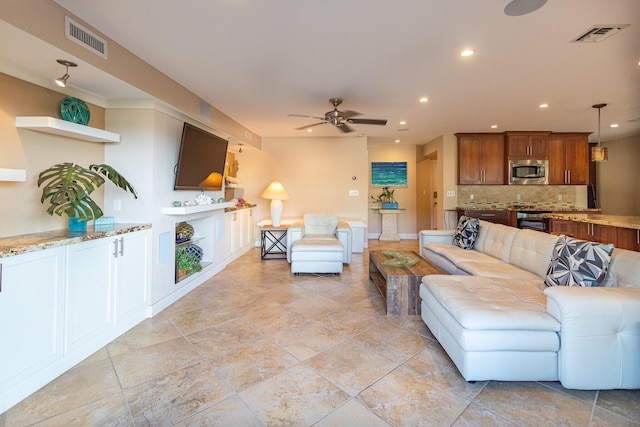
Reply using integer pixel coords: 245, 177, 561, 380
591, 146, 608, 162
261, 181, 289, 200
198, 172, 223, 189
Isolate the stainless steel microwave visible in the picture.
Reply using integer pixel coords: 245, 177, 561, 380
508, 159, 548, 185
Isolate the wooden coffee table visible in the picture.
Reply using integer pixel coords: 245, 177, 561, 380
369, 250, 445, 315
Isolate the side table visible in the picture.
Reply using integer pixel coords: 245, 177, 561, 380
261, 225, 289, 260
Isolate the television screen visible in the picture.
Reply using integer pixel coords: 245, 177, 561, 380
174, 122, 228, 191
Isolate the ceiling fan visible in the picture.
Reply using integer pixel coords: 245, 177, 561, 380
289, 98, 387, 133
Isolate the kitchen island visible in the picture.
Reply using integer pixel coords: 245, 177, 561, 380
544, 213, 640, 251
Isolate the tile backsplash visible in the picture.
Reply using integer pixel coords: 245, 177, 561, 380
457, 185, 584, 209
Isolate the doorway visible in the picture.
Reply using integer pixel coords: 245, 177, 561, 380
417, 157, 437, 230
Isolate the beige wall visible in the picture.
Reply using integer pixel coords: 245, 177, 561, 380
0, 73, 106, 237
368, 143, 418, 238
418, 134, 457, 230
598, 135, 640, 215
233, 136, 369, 225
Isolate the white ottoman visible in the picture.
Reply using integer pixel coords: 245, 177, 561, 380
420, 275, 561, 382
290, 239, 345, 274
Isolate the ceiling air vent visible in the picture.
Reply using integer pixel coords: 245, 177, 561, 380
572, 25, 629, 43
65, 16, 108, 59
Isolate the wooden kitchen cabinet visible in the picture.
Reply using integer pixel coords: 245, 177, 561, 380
457, 133, 505, 185
505, 131, 550, 159
616, 227, 640, 251
549, 218, 576, 236
548, 133, 590, 185
461, 209, 514, 226
575, 222, 617, 245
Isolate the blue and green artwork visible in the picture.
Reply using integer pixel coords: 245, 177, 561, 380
371, 162, 407, 187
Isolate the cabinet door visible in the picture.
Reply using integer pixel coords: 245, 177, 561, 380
458, 135, 483, 184
549, 219, 575, 237
65, 238, 115, 352
563, 134, 589, 185
0, 248, 65, 390
507, 135, 530, 157
594, 224, 617, 246
223, 212, 235, 258
617, 227, 640, 251
481, 135, 505, 184
114, 231, 149, 326
547, 136, 566, 185
529, 135, 549, 158
244, 208, 256, 248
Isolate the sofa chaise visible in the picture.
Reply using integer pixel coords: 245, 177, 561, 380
418, 219, 640, 390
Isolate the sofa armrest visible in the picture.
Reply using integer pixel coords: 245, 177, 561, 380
286, 221, 304, 262
544, 286, 640, 389
418, 230, 455, 258
336, 221, 352, 264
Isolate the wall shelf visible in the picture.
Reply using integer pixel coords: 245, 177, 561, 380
15, 116, 120, 143
162, 202, 235, 215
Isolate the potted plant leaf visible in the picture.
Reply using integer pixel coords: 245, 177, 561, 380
175, 246, 202, 279
38, 162, 138, 231
371, 186, 398, 209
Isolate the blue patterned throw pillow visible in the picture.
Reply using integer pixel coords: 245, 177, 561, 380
453, 216, 480, 250
545, 235, 614, 287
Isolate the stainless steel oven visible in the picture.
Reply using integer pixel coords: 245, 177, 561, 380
509, 159, 548, 185
516, 211, 550, 233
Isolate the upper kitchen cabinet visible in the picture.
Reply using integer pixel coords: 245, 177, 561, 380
457, 133, 506, 185
548, 133, 591, 185
505, 131, 550, 159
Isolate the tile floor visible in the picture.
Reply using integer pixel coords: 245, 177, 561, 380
2, 240, 639, 426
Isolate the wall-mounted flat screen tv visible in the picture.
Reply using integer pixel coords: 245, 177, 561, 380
174, 122, 228, 191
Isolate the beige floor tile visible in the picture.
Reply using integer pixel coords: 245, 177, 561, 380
357, 365, 470, 427
174, 395, 262, 426
1, 358, 121, 426
596, 389, 640, 423
124, 362, 232, 425
386, 314, 436, 339
166, 304, 238, 335
590, 406, 640, 427
241, 305, 309, 336
31, 392, 132, 427
106, 315, 182, 357
272, 319, 347, 360
316, 304, 385, 337
474, 381, 593, 426
209, 337, 300, 391
307, 340, 398, 396
111, 336, 202, 389
314, 399, 392, 427
354, 321, 429, 363
451, 402, 518, 426
240, 364, 348, 426
187, 318, 263, 360
281, 293, 344, 319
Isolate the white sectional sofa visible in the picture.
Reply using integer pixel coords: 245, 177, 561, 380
418, 220, 640, 390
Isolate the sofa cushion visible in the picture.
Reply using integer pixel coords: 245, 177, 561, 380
602, 249, 640, 288
509, 229, 559, 278
453, 216, 479, 249
303, 214, 338, 235
457, 261, 542, 281
475, 222, 518, 263
545, 236, 614, 287
421, 275, 560, 332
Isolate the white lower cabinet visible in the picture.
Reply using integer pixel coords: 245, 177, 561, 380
0, 247, 65, 412
0, 229, 149, 414
224, 207, 255, 262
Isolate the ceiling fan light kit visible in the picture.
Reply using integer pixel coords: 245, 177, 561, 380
291, 98, 387, 133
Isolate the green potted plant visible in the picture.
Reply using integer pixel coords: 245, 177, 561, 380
175, 246, 202, 278
37, 162, 138, 231
371, 186, 398, 209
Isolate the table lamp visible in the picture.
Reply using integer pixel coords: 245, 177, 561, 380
261, 181, 289, 227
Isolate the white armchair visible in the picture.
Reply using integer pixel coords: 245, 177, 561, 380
287, 214, 352, 274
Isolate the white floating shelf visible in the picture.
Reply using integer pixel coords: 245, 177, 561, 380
0, 168, 26, 182
15, 116, 120, 143
162, 202, 236, 215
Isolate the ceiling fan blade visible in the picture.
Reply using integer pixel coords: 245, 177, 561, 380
288, 113, 325, 120
336, 122, 354, 133
295, 122, 326, 130
348, 118, 388, 126
341, 110, 361, 120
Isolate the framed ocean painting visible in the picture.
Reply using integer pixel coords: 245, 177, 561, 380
371, 161, 407, 187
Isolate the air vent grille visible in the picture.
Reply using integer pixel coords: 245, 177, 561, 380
65, 16, 108, 59
572, 25, 629, 43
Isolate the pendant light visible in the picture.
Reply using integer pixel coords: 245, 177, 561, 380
591, 103, 608, 162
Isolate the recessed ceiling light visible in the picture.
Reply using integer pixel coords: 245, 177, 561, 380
610, 123, 619, 128
399, 121, 407, 125
491, 125, 498, 129
419, 97, 428, 103
539, 103, 549, 108
395, 140, 400, 143
306, 129, 312, 132
460, 49, 475, 57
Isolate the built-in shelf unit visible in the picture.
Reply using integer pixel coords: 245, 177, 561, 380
15, 116, 120, 143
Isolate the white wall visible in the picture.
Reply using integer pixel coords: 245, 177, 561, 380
598, 135, 640, 215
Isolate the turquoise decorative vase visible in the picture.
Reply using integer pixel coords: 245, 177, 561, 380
68, 217, 88, 232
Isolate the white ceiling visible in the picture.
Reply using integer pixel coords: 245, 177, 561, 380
4, 0, 640, 145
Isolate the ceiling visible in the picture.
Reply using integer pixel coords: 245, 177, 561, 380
3, 0, 640, 145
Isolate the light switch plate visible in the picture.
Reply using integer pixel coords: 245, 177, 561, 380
349, 190, 359, 197
446, 190, 455, 197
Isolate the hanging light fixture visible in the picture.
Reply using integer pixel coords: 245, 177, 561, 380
54, 59, 77, 87
591, 103, 608, 162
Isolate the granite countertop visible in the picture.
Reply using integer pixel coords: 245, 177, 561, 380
0, 223, 151, 259
543, 213, 640, 230
224, 203, 256, 212
457, 205, 600, 213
